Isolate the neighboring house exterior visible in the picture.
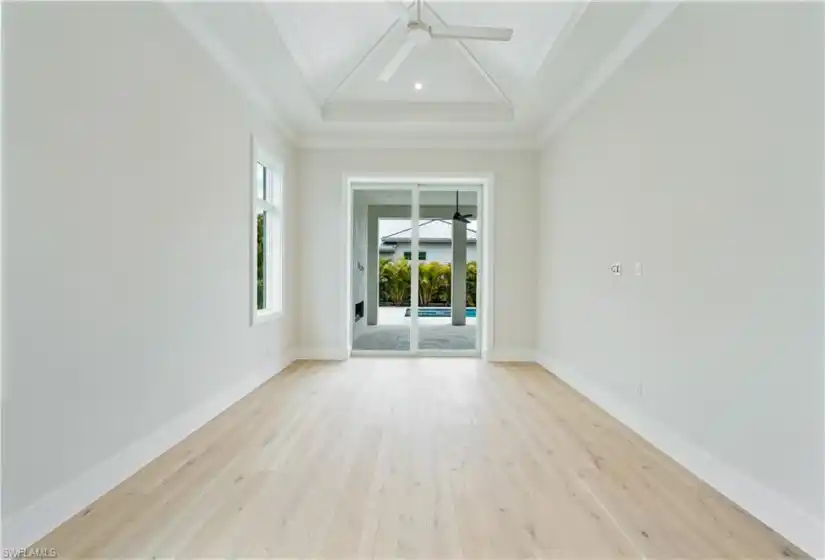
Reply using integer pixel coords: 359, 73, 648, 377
379, 219, 478, 263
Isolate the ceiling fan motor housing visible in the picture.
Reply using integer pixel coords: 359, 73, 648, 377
407, 22, 431, 45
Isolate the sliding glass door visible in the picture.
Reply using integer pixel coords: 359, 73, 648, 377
351, 186, 414, 352
415, 187, 479, 354
351, 183, 480, 356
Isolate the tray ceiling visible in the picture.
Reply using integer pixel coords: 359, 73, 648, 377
166, 1, 678, 148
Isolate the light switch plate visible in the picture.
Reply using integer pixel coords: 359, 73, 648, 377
611, 263, 622, 275
635, 262, 643, 276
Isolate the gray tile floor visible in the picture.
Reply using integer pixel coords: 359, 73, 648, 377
352, 324, 477, 351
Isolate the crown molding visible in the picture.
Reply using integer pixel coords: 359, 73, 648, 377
298, 125, 539, 151
164, 3, 297, 143
321, 100, 514, 124
537, 1, 681, 145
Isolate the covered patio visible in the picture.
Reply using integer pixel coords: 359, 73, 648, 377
353, 307, 477, 351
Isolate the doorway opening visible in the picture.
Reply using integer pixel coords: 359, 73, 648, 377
346, 179, 490, 357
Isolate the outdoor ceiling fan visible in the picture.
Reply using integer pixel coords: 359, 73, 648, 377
452, 191, 473, 224
379, 0, 514, 82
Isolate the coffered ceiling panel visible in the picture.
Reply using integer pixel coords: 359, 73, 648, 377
264, 2, 400, 99
338, 38, 502, 103
423, 1, 582, 86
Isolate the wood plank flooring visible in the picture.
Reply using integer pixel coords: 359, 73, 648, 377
35, 359, 807, 558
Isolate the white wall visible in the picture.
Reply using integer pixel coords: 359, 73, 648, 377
536, 2, 823, 554
3, 2, 297, 545
298, 149, 537, 358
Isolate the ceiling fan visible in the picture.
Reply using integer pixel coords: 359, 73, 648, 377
452, 191, 473, 224
379, 0, 514, 82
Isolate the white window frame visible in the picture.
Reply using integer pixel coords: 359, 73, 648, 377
250, 136, 284, 325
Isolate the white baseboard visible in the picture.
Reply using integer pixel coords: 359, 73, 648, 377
4, 351, 296, 550
486, 348, 536, 362
535, 352, 824, 558
295, 347, 348, 361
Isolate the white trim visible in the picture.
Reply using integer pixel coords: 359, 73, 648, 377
487, 348, 536, 363
4, 352, 296, 550
479, 173, 494, 359
417, 350, 481, 358
0, 1, 5, 550
295, 348, 349, 361
538, 2, 681, 143
410, 187, 420, 352
252, 309, 284, 326
535, 352, 824, 558
299, 129, 537, 151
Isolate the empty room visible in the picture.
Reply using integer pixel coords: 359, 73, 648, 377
2, 1, 823, 558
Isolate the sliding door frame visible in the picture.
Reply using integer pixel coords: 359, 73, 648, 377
415, 184, 482, 357
344, 173, 494, 359
348, 183, 416, 357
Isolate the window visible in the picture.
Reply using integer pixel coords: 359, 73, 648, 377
252, 141, 283, 323
404, 251, 427, 261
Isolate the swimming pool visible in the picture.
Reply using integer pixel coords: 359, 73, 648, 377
405, 307, 477, 318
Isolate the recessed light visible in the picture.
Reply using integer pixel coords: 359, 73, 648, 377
414, 82, 423, 91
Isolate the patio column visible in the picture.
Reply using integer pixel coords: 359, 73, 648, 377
451, 220, 467, 326
366, 209, 379, 325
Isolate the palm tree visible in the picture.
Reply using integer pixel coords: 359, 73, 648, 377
466, 261, 477, 307
381, 258, 411, 305
418, 262, 449, 307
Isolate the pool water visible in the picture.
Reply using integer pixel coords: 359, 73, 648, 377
405, 307, 477, 318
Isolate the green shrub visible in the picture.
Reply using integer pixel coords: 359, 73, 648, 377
378, 258, 477, 307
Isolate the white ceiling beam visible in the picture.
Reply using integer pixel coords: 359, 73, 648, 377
322, 1, 415, 106
423, 2, 513, 108
321, 20, 401, 106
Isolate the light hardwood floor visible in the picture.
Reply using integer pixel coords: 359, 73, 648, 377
36, 359, 806, 559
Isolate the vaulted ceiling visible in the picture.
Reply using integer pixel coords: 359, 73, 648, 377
167, 1, 677, 148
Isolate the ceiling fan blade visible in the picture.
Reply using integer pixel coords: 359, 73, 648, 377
385, 0, 411, 24
430, 25, 513, 42
378, 38, 416, 82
